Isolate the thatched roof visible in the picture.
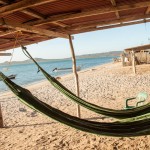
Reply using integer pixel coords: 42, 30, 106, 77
0, 0, 150, 51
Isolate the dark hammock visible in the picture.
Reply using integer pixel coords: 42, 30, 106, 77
1, 72, 150, 137
21, 47, 150, 119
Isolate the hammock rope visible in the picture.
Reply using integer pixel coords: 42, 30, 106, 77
21, 46, 150, 119
1, 72, 150, 137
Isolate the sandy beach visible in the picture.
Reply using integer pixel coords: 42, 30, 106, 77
1, 62, 150, 150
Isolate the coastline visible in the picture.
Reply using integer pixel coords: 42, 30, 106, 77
0, 62, 112, 99
1, 62, 150, 149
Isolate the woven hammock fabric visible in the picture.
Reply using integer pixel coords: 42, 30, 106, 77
1, 71, 150, 137
21, 47, 150, 119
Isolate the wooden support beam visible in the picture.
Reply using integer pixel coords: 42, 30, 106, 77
21, 9, 69, 27
0, 0, 46, 20
145, 6, 150, 14
68, 35, 81, 118
110, 0, 120, 19
0, 104, 3, 128
110, 0, 116, 6
0, 0, 7, 5
68, 14, 150, 30
121, 53, 125, 67
0, 36, 55, 52
21, 8, 45, 19
70, 19, 150, 34
132, 50, 136, 75
26, 1, 150, 26
0, 29, 18, 37
52, 22, 69, 28
0, 0, 59, 17
115, 11, 120, 19
0, 53, 11, 56
0, 19, 69, 38
0, 34, 47, 43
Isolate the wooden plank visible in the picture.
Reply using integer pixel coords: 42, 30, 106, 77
0, 53, 11, 56
69, 35, 81, 118
26, 1, 150, 26
0, 0, 59, 17
0, 19, 69, 38
21, 8, 45, 19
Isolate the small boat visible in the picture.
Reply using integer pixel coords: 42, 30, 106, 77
0, 74, 17, 81
8, 74, 17, 80
53, 66, 81, 72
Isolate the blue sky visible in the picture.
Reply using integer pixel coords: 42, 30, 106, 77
0, 22, 150, 63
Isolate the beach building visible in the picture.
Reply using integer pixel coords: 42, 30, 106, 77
121, 44, 150, 74
123, 44, 150, 66
1, 0, 150, 149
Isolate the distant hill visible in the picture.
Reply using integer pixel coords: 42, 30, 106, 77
76, 51, 121, 59
0, 51, 122, 65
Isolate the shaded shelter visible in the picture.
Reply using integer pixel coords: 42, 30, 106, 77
123, 44, 150, 74
0, 0, 150, 121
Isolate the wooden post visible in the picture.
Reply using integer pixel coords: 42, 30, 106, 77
121, 52, 125, 67
68, 35, 81, 118
0, 103, 3, 128
132, 50, 136, 74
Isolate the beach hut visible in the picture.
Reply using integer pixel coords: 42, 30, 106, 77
122, 44, 150, 74
0, 0, 150, 128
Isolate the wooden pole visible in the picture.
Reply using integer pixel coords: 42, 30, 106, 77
121, 52, 125, 67
68, 35, 81, 118
132, 50, 136, 74
0, 103, 3, 128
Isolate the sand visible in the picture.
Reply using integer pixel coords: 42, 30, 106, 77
1, 62, 150, 150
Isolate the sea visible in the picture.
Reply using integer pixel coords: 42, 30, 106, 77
0, 57, 115, 92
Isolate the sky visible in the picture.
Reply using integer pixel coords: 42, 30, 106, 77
0, 22, 150, 63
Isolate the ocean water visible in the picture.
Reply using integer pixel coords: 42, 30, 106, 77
0, 57, 114, 92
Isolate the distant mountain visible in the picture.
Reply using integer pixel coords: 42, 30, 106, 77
0, 51, 122, 65
76, 51, 121, 59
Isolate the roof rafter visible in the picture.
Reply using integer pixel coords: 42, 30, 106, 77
0, 29, 18, 37
66, 14, 150, 30
0, 0, 7, 5
145, 6, 150, 14
0, 19, 69, 38
0, 0, 59, 17
0, 37, 55, 52
21, 8, 45, 19
110, 0, 120, 19
25, 1, 150, 26
0, 0, 69, 28
71, 19, 150, 35
110, 0, 116, 6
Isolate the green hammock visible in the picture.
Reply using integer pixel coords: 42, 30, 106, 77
1, 72, 150, 137
21, 47, 150, 119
